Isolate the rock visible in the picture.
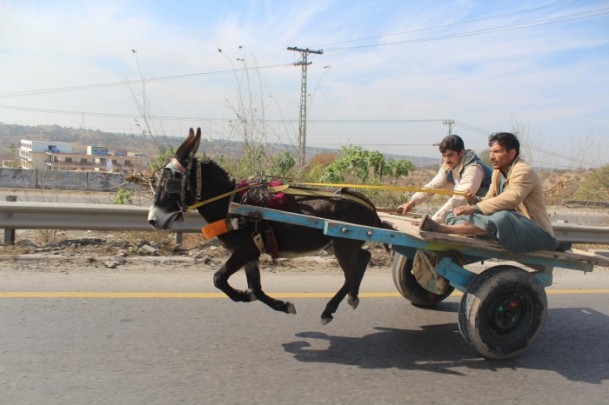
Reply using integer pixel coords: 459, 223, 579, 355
104, 254, 127, 268
137, 244, 159, 256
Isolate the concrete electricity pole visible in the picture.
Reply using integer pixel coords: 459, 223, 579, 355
443, 119, 455, 136
287, 46, 323, 170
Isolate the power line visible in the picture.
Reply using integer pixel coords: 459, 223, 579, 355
311, 0, 576, 48
325, 7, 609, 51
0, 63, 292, 99
453, 121, 494, 135
0, 105, 451, 124
308, 142, 434, 146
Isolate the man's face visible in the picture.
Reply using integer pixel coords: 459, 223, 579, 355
441, 149, 465, 170
489, 141, 517, 172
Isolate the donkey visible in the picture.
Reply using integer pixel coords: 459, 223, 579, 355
148, 128, 390, 324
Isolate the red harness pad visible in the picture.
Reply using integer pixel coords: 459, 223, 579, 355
237, 180, 289, 208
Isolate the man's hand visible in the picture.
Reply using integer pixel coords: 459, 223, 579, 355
397, 201, 415, 215
465, 190, 479, 204
453, 204, 477, 216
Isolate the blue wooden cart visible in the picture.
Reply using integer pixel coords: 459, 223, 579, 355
229, 202, 609, 359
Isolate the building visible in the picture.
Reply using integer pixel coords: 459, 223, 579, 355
19, 140, 73, 170
19, 140, 149, 172
92, 151, 150, 173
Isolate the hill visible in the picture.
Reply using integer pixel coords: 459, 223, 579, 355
0, 122, 438, 167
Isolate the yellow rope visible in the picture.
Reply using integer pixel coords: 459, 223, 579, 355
293, 182, 467, 197
186, 181, 465, 212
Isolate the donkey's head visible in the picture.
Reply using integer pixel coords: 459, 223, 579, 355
147, 128, 201, 230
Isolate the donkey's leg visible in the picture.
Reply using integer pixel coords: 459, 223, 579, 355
346, 248, 371, 310
213, 251, 259, 303
244, 262, 296, 315
319, 240, 367, 325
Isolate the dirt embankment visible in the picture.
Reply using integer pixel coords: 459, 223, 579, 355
0, 228, 395, 275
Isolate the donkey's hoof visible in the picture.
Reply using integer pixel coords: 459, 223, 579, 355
286, 302, 297, 314
245, 289, 257, 302
347, 296, 360, 309
320, 315, 333, 325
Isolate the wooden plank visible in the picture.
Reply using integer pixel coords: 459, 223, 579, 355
378, 212, 609, 268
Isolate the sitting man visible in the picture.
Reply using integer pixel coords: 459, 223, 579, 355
397, 134, 492, 223
419, 132, 559, 253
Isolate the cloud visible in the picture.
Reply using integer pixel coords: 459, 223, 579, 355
0, 0, 607, 167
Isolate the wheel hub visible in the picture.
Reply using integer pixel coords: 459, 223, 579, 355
489, 293, 526, 334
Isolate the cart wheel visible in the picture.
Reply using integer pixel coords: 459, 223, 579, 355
391, 253, 454, 306
458, 265, 547, 360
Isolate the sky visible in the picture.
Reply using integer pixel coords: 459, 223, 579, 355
1, 0, 608, 168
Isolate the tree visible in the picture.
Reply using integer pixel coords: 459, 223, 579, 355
384, 159, 415, 183
271, 151, 296, 177
319, 145, 413, 184
149, 146, 176, 172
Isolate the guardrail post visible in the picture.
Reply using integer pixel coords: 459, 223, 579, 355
3, 195, 17, 245
175, 232, 183, 245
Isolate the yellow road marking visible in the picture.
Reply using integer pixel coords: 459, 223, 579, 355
546, 289, 609, 295
0, 289, 608, 299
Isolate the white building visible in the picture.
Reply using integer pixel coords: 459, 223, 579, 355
19, 140, 73, 170
19, 139, 149, 172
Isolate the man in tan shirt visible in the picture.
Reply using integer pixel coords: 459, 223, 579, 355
419, 132, 558, 253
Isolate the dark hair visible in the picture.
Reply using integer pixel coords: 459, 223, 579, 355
438, 134, 465, 153
488, 132, 520, 156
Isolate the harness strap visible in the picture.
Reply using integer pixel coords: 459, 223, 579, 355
195, 162, 202, 201
187, 185, 251, 211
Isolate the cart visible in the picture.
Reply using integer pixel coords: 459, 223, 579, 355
229, 202, 609, 359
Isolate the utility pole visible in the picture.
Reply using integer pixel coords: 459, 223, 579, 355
443, 119, 455, 136
287, 46, 323, 170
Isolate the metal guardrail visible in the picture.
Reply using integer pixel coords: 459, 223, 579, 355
0, 201, 205, 243
1, 201, 609, 245
552, 223, 609, 245
564, 200, 609, 209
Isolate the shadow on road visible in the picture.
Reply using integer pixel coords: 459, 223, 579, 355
283, 307, 609, 383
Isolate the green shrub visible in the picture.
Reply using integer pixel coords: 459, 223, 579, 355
112, 188, 133, 205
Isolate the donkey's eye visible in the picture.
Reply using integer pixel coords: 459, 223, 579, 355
165, 178, 182, 194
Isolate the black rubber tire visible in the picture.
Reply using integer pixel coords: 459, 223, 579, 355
391, 253, 454, 306
458, 265, 547, 360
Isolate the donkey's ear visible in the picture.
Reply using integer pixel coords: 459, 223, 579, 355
175, 128, 197, 160
190, 128, 202, 156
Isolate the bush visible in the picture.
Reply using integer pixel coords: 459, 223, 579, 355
112, 188, 133, 205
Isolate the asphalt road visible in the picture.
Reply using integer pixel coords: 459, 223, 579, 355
0, 262, 608, 405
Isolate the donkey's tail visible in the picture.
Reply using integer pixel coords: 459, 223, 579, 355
378, 219, 395, 253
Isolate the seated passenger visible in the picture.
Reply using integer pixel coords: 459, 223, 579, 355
418, 132, 559, 253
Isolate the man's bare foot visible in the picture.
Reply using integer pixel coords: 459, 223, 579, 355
418, 214, 440, 232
